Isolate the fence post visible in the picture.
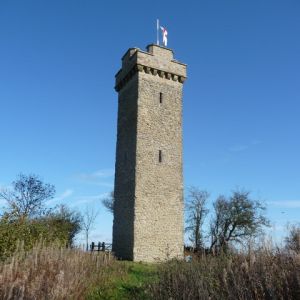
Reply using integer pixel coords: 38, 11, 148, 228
102, 242, 105, 252
91, 242, 95, 252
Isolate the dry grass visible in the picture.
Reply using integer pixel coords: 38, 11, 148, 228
0, 241, 117, 300
1, 242, 300, 299
147, 249, 300, 300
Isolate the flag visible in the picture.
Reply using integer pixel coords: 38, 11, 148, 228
160, 26, 168, 47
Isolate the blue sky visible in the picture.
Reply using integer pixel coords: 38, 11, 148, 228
0, 0, 299, 245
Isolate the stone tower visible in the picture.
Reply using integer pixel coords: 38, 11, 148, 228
113, 44, 187, 262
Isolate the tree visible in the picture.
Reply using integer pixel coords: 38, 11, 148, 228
210, 190, 269, 252
82, 205, 100, 251
185, 187, 209, 250
285, 224, 300, 253
0, 173, 55, 219
101, 191, 114, 214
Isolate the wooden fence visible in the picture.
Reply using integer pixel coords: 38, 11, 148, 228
90, 242, 112, 252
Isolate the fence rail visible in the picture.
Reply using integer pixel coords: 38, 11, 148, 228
90, 242, 112, 252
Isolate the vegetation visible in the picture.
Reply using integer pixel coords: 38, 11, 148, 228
185, 188, 269, 253
0, 173, 55, 219
1, 177, 298, 299
185, 187, 209, 250
0, 205, 82, 260
209, 190, 269, 252
82, 205, 100, 251
147, 248, 300, 300
101, 190, 114, 214
0, 241, 157, 300
0, 243, 116, 299
0, 174, 81, 260
285, 224, 300, 253
0, 240, 299, 299
87, 262, 157, 299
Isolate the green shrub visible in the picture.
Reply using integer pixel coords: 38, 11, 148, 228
0, 206, 81, 260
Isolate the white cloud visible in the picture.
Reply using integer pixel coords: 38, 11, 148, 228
47, 189, 74, 205
69, 192, 109, 207
251, 140, 262, 146
60, 189, 74, 199
229, 145, 249, 152
268, 200, 300, 208
74, 169, 114, 187
77, 169, 114, 181
228, 140, 262, 153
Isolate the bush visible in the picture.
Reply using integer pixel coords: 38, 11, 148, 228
0, 206, 81, 260
0, 174, 82, 260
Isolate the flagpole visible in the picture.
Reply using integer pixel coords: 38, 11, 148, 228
157, 19, 159, 45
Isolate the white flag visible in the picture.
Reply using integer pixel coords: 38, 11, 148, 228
160, 26, 168, 47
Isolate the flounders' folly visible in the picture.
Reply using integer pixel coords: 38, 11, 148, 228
112, 44, 187, 262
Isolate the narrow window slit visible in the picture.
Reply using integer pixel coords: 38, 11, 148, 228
159, 150, 162, 163
159, 92, 163, 104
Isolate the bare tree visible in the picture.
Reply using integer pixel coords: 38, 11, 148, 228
210, 189, 269, 252
82, 205, 100, 251
285, 224, 300, 253
0, 173, 55, 219
185, 187, 209, 250
101, 191, 114, 214
209, 195, 226, 252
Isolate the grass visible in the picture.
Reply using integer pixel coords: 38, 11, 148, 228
86, 262, 158, 299
1, 242, 299, 299
147, 251, 300, 300
0, 242, 158, 300
0, 242, 117, 299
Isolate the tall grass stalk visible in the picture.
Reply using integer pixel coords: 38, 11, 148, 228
0, 241, 114, 299
148, 248, 300, 300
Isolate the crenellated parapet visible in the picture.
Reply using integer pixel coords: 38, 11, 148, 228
115, 44, 187, 92
115, 64, 186, 92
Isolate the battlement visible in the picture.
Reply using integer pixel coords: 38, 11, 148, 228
146, 44, 174, 60
115, 44, 187, 92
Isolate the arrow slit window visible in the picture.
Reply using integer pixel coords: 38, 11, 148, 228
159, 150, 162, 163
159, 92, 163, 104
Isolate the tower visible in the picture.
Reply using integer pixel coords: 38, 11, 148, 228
113, 44, 187, 262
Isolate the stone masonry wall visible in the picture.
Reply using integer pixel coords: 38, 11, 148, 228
134, 72, 184, 262
113, 44, 187, 262
112, 75, 138, 260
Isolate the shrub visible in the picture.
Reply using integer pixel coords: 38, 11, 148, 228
0, 205, 82, 260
